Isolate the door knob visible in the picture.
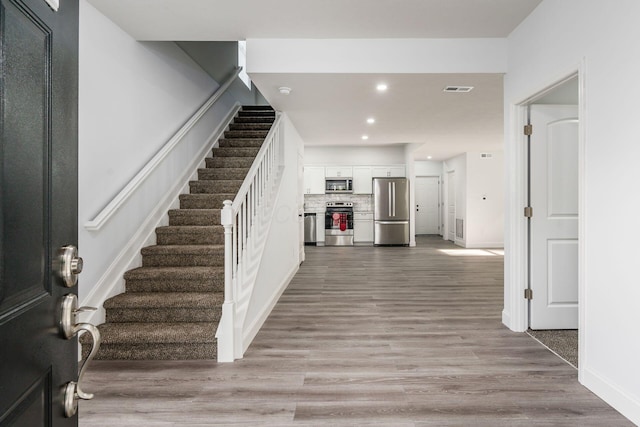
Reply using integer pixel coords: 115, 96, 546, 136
59, 294, 101, 417
56, 245, 83, 287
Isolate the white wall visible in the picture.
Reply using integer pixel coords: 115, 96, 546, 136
78, 1, 245, 312
443, 154, 466, 246
415, 160, 443, 176
243, 114, 303, 346
465, 152, 504, 248
247, 38, 507, 73
304, 145, 406, 165
505, 1, 640, 423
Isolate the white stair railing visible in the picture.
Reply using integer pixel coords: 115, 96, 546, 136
216, 112, 284, 362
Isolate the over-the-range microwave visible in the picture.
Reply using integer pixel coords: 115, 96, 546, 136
325, 178, 353, 194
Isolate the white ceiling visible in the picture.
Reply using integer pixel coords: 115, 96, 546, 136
87, 0, 543, 160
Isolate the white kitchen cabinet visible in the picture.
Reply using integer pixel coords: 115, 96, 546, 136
372, 165, 405, 178
353, 166, 373, 194
354, 212, 374, 243
325, 166, 353, 178
303, 166, 325, 194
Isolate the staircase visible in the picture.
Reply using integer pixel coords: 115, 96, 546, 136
85, 105, 276, 360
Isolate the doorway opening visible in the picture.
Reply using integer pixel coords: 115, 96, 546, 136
520, 74, 582, 368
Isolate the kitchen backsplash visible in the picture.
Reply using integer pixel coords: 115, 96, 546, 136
304, 194, 373, 212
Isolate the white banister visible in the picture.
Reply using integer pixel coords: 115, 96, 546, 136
84, 67, 242, 231
216, 112, 285, 362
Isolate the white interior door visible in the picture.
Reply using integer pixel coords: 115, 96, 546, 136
529, 105, 579, 329
447, 171, 456, 241
415, 177, 440, 234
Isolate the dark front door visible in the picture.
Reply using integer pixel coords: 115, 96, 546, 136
0, 0, 79, 425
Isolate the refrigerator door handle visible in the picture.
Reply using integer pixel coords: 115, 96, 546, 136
392, 182, 396, 217
388, 182, 392, 217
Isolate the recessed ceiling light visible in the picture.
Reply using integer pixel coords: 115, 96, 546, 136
278, 86, 292, 95
361, 135, 369, 140
427, 156, 433, 160
366, 118, 375, 124
376, 83, 388, 92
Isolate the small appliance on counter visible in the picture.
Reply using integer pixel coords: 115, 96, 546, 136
373, 178, 410, 245
324, 201, 354, 246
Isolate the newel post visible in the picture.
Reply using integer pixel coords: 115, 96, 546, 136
217, 200, 235, 362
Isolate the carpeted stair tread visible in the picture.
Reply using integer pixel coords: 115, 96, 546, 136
241, 105, 274, 111
105, 292, 222, 309
179, 193, 236, 209
206, 157, 255, 168
223, 130, 269, 139
218, 138, 264, 148
92, 322, 216, 345
124, 266, 224, 293
212, 147, 261, 157
141, 244, 224, 267
156, 225, 223, 245
189, 180, 243, 194
229, 123, 272, 131
168, 209, 220, 226
198, 168, 249, 180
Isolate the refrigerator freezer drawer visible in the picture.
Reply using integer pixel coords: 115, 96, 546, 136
374, 221, 409, 245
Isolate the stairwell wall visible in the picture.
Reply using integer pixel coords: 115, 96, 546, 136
77, 0, 255, 320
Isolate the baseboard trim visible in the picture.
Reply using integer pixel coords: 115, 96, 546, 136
582, 366, 640, 425
501, 309, 512, 330
79, 103, 241, 324
242, 263, 298, 353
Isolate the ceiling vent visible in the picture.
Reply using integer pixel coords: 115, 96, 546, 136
444, 86, 474, 93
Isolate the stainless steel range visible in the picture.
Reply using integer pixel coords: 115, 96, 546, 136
325, 201, 354, 246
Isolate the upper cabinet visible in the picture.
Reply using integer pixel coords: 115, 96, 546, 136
303, 166, 325, 194
372, 166, 405, 178
325, 166, 353, 178
353, 166, 373, 194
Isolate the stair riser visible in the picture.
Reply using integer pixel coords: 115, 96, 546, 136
218, 139, 264, 148
212, 147, 261, 157
229, 123, 272, 131
179, 194, 233, 209
189, 181, 242, 194
142, 254, 223, 267
106, 308, 221, 323
233, 117, 274, 124
223, 130, 269, 139
237, 110, 275, 117
206, 157, 254, 168
156, 231, 223, 245
198, 168, 249, 180
168, 210, 221, 226
125, 279, 224, 293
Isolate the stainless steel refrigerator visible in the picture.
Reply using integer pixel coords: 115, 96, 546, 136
373, 178, 410, 245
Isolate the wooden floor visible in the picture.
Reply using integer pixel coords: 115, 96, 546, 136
81, 236, 630, 426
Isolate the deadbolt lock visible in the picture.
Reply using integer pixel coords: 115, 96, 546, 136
56, 245, 83, 288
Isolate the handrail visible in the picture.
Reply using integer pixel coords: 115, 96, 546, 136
231, 113, 282, 211
84, 67, 243, 231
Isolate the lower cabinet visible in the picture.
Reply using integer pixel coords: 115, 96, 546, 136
354, 212, 374, 244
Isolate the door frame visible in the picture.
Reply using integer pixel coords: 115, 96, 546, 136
505, 64, 586, 380
415, 175, 441, 235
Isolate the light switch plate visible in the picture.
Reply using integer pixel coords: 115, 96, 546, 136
44, 0, 59, 11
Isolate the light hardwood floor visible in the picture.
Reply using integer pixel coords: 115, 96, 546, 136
81, 236, 631, 426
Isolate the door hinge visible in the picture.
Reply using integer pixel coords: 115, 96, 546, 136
524, 124, 533, 136
524, 206, 533, 218
524, 289, 533, 300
